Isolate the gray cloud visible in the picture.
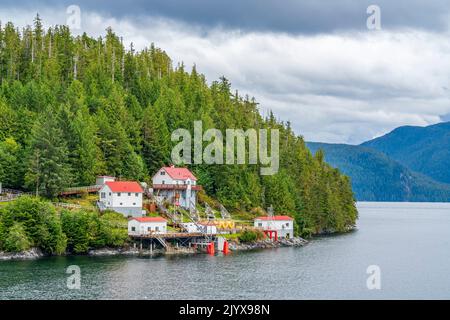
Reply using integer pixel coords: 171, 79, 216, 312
1, 2, 450, 144
1, 0, 450, 34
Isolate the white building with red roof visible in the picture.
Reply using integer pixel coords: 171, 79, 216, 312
128, 217, 167, 236
152, 165, 202, 209
98, 180, 144, 217
254, 215, 294, 239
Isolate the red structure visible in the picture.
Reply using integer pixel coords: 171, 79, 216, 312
222, 240, 230, 254
207, 242, 215, 255
263, 230, 278, 241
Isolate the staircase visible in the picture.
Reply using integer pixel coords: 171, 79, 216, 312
219, 204, 231, 219
155, 236, 169, 249
156, 198, 181, 225
204, 203, 215, 221
96, 201, 107, 211
189, 201, 200, 221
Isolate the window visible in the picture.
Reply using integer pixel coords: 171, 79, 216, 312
162, 180, 165, 184
148, 227, 151, 231
128, 193, 131, 196
161, 171, 165, 175
155, 226, 160, 232
135, 193, 139, 197
258, 223, 262, 227
109, 192, 112, 196
101, 192, 106, 199
117, 193, 121, 197
286, 223, 290, 227
120, 203, 123, 206
131, 227, 136, 231
133, 203, 136, 206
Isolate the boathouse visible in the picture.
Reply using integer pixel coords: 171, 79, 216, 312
254, 215, 294, 239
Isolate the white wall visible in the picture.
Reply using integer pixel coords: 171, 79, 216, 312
99, 185, 113, 207
254, 219, 294, 238
99, 185, 142, 209
152, 169, 197, 186
111, 191, 142, 208
128, 220, 167, 235
152, 168, 176, 185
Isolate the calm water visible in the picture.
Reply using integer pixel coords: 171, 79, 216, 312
1, 202, 450, 300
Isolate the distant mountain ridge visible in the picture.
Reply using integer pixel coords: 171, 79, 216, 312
307, 142, 450, 202
361, 122, 450, 184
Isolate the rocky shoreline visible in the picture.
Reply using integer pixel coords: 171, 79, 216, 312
0, 248, 45, 261
0, 237, 308, 261
229, 237, 308, 251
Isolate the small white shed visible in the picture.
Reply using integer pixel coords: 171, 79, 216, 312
96, 175, 116, 186
180, 222, 217, 234
128, 217, 167, 236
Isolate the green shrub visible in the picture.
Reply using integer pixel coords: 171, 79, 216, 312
0, 196, 67, 254
99, 211, 128, 247
61, 210, 129, 253
4, 222, 31, 252
61, 209, 100, 253
238, 229, 265, 243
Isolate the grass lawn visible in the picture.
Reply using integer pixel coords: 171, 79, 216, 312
59, 194, 97, 209
220, 233, 241, 241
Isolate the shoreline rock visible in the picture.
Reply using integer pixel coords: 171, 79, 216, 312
229, 237, 308, 252
0, 237, 309, 261
87, 247, 166, 257
0, 248, 44, 261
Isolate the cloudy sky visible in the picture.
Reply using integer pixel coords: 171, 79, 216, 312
2, 0, 450, 144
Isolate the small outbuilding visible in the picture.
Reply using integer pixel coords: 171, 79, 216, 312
96, 175, 116, 186
181, 222, 217, 235
254, 215, 294, 239
128, 217, 168, 236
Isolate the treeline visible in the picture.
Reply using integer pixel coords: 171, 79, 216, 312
0, 197, 128, 253
0, 16, 357, 235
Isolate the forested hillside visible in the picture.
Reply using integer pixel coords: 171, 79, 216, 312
361, 122, 450, 184
308, 142, 450, 201
0, 16, 357, 235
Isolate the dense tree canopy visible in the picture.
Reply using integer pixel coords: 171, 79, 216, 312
0, 17, 357, 235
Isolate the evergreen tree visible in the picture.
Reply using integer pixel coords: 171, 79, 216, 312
25, 111, 72, 197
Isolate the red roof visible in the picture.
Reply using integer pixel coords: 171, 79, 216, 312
162, 166, 197, 181
105, 181, 143, 193
131, 217, 167, 223
255, 215, 294, 221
